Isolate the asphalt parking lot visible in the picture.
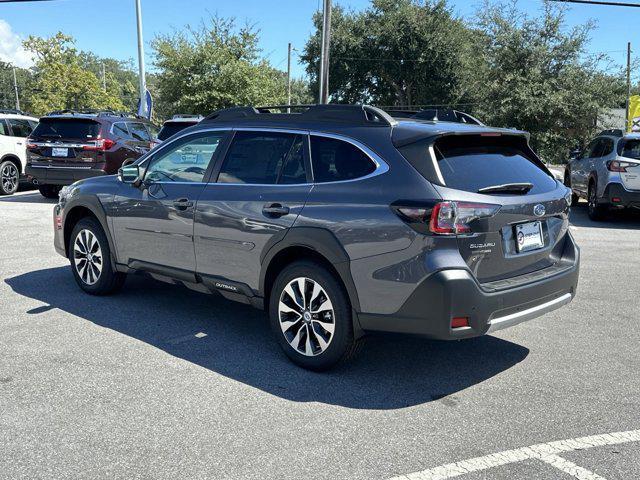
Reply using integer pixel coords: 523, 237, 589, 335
1, 189, 639, 480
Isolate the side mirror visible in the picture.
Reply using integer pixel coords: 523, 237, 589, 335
119, 164, 140, 184
569, 149, 582, 161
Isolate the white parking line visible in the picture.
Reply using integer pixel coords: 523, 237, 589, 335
388, 429, 640, 480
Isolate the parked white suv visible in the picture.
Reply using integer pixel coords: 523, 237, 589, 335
0, 110, 38, 195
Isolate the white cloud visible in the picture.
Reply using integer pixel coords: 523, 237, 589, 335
0, 19, 33, 68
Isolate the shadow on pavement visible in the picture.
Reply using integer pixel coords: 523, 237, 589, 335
570, 203, 640, 230
0, 192, 56, 204
6, 266, 529, 410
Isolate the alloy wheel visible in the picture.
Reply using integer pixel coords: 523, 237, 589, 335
73, 229, 103, 285
1, 163, 18, 193
278, 277, 335, 356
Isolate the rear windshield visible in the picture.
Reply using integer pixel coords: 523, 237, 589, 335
157, 121, 195, 141
618, 139, 640, 159
31, 118, 100, 140
433, 136, 557, 195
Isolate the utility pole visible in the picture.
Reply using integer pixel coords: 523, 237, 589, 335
318, 0, 332, 104
102, 62, 106, 92
287, 43, 292, 112
12, 67, 19, 111
626, 42, 632, 131
135, 0, 148, 118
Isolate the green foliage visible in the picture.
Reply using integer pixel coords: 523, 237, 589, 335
470, 1, 626, 163
301, 0, 473, 106
151, 16, 291, 119
23, 32, 128, 116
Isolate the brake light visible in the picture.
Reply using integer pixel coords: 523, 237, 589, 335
429, 201, 500, 235
83, 138, 115, 151
607, 160, 635, 172
394, 201, 500, 235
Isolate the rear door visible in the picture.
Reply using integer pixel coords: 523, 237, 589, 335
430, 134, 569, 284
194, 129, 312, 289
573, 138, 602, 194
617, 138, 640, 191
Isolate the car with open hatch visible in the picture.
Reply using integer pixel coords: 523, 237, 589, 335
52, 104, 580, 370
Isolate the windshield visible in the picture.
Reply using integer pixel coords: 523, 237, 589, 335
157, 121, 196, 141
31, 118, 100, 140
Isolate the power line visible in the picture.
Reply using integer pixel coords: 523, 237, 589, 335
548, 0, 640, 7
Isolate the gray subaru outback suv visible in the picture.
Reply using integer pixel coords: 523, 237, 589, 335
53, 105, 580, 370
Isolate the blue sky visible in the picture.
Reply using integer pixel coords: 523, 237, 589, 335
0, 0, 637, 81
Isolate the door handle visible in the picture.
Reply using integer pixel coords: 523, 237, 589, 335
262, 203, 290, 217
173, 198, 194, 210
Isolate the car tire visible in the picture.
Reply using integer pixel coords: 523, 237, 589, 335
0, 160, 19, 195
69, 217, 126, 295
269, 261, 359, 371
38, 184, 61, 199
587, 180, 607, 221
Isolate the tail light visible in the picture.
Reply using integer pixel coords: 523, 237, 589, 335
607, 160, 635, 172
394, 201, 500, 235
83, 138, 115, 151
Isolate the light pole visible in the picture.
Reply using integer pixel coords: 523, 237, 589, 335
318, 0, 332, 104
12, 67, 20, 111
135, 0, 147, 117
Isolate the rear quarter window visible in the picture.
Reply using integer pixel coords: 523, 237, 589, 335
310, 136, 376, 182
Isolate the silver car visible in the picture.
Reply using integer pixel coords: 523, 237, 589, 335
565, 129, 640, 220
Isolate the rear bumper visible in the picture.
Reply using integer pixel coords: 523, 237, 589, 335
603, 182, 640, 209
26, 164, 106, 186
358, 233, 580, 340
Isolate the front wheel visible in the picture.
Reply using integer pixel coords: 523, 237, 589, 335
69, 217, 125, 295
588, 181, 607, 221
0, 160, 19, 195
38, 184, 61, 199
269, 261, 359, 371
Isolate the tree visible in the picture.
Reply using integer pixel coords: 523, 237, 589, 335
151, 16, 291, 118
301, 0, 473, 106
0, 62, 30, 111
23, 32, 126, 115
469, 1, 626, 163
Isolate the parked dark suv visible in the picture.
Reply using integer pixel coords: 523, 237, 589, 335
26, 110, 157, 198
52, 105, 580, 370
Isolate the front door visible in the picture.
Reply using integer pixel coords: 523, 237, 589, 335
194, 130, 312, 290
111, 130, 229, 275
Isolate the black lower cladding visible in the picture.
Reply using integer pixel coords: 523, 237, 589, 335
26, 165, 106, 185
603, 182, 640, 209
358, 233, 579, 340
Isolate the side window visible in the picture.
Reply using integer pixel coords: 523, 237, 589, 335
128, 122, 151, 141
588, 139, 605, 159
146, 123, 159, 140
0, 120, 7, 136
7, 118, 34, 138
144, 132, 226, 183
600, 138, 614, 157
310, 136, 376, 183
112, 122, 130, 139
584, 139, 599, 158
218, 131, 305, 185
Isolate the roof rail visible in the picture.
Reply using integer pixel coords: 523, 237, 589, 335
599, 128, 624, 137
384, 107, 483, 126
203, 104, 397, 127
0, 108, 30, 116
44, 109, 145, 119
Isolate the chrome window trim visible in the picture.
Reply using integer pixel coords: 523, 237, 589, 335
429, 144, 446, 186
137, 126, 390, 187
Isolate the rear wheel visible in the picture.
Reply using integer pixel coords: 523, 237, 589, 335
0, 160, 19, 195
38, 184, 61, 199
588, 180, 607, 221
69, 217, 125, 295
269, 261, 358, 371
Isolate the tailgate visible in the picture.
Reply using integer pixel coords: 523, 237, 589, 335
28, 118, 102, 165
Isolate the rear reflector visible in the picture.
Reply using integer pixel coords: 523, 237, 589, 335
451, 317, 470, 329
612, 197, 622, 203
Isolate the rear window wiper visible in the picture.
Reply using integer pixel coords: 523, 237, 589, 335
477, 182, 533, 194
40, 134, 62, 139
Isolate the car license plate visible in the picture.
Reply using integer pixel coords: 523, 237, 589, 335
51, 147, 68, 157
515, 221, 544, 252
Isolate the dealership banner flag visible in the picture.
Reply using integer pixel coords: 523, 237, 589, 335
628, 95, 640, 132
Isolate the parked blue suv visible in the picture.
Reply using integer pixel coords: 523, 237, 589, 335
53, 105, 580, 370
